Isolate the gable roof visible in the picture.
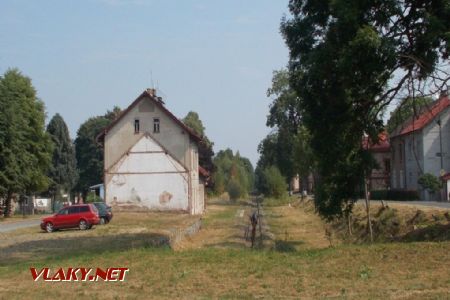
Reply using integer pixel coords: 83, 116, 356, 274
362, 131, 390, 152
391, 95, 450, 138
96, 89, 202, 144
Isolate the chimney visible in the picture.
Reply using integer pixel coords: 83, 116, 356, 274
146, 88, 156, 96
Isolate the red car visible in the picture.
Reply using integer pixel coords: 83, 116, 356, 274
40, 204, 100, 233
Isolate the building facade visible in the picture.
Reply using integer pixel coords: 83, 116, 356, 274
97, 89, 205, 214
390, 94, 450, 201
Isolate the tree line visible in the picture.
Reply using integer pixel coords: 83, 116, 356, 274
0, 68, 255, 216
257, 0, 449, 241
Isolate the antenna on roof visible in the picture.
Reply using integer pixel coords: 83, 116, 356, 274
150, 70, 155, 89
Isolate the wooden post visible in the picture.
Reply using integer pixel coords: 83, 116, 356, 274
364, 172, 373, 242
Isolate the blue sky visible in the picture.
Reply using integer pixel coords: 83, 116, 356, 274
0, 0, 289, 166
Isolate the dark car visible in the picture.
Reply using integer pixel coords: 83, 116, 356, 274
93, 202, 113, 225
40, 204, 100, 233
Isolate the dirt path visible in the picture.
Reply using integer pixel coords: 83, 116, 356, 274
264, 200, 331, 251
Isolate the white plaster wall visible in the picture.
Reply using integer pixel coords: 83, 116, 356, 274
108, 173, 189, 211
104, 96, 192, 171
105, 136, 189, 210
423, 106, 450, 177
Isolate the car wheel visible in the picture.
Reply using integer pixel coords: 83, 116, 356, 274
45, 222, 54, 233
100, 217, 106, 225
79, 219, 88, 230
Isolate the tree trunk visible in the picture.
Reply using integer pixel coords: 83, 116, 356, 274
347, 212, 353, 236
4, 191, 13, 217
364, 174, 373, 242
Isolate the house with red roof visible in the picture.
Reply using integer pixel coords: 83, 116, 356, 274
389, 92, 450, 201
96, 89, 205, 214
363, 132, 391, 190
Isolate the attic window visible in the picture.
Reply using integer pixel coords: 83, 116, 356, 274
153, 118, 160, 133
134, 119, 140, 134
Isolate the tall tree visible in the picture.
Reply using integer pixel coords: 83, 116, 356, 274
182, 111, 215, 175
256, 69, 314, 195
0, 69, 52, 217
46, 113, 78, 200
281, 0, 450, 220
74, 116, 110, 195
213, 149, 254, 198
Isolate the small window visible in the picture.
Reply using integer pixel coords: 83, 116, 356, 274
153, 118, 160, 133
80, 206, 89, 213
58, 208, 69, 215
134, 119, 140, 134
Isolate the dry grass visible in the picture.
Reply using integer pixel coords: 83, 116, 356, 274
0, 213, 50, 224
264, 199, 332, 251
1, 199, 450, 299
0, 211, 198, 265
176, 198, 252, 250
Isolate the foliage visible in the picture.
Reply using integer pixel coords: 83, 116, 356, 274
281, 0, 450, 219
256, 69, 315, 195
182, 111, 215, 181
261, 166, 287, 199
386, 97, 433, 133
226, 179, 242, 201
212, 149, 254, 199
0, 69, 52, 216
74, 114, 115, 194
46, 113, 78, 198
418, 173, 442, 193
85, 191, 102, 203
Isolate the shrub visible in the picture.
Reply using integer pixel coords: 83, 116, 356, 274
418, 173, 442, 193
85, 191, 102, 203
227, 180, 242, 201
263, 166, 287, 199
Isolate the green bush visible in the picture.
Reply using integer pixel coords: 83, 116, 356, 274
418, 173, 442, 193
227, 180, 242, 201
85, 191, 102, 203
263, 166, 287, 199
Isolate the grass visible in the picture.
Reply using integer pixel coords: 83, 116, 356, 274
1, 199, 450, 299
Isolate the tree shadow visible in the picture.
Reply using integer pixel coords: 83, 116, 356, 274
398, 223, 450, 242
273, 240, 305, 252
0, 232, 170, 266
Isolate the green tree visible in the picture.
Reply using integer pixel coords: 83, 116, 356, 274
262, 166, 287, 198
74, 107, 122, 196
386, 97, 434, 133
46, 113, 78, 202
182, 111, 215, 179
256, 69, 315, 194
281, 0, 450, 220
74, 116, 110, 195
418, 173, 442, 194
0, 69, 52, 217
213, 149, 254, 198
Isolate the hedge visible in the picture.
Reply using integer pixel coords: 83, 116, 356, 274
370, 189, 420, 201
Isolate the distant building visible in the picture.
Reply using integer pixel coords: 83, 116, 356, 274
363, 132, 391, 190
97, 89, 205, 214
389, 93, 450, 201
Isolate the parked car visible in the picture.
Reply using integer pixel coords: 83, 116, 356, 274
40, 204, 100, 233
93, 202, 113, 225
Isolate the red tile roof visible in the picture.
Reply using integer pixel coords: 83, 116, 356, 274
96, 89, 202, 144
362, 131, 390, 152
392, 96, 450, 137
